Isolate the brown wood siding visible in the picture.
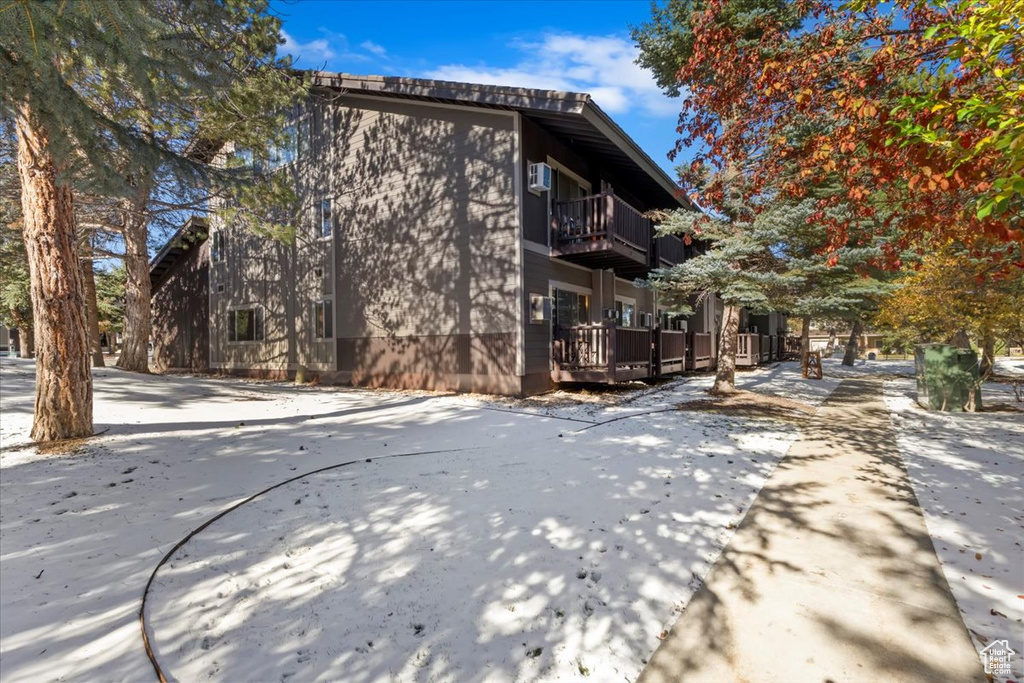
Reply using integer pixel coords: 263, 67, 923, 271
522, 249, 595, 376
152, 240, 210, 372
207, 93, 519, 392
338, 332, 517, 392
520, 116, 593, 246
331, 95, 520, 383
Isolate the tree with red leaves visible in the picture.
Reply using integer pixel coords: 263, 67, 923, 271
633, 0, 1023, 267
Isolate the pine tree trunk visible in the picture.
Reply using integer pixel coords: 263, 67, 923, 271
710, 304, 740, 395
117, 193, 152, 373
15, 107, 93, 441
800, 316, 811, 367
842, 319, 862, 366
17, 324, 34, 358
81, 246, 105, 367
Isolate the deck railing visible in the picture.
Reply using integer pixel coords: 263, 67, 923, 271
553, 192, 651, 255
552, 324, 610, 370
780, 335, 802, 359
657, 329, 686, 375
654, 234, 686, 267
760, 334, 771, 362
737, 333, 760, 366
659, 329, 687, 363
552, 323, 652, 381
687, 331, 713, 370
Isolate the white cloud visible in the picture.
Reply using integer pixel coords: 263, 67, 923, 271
280, 30, 337, 66
360, 40, 388, 57
426, 33, 680, 117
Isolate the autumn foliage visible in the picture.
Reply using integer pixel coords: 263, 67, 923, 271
635, 0, 1023, 269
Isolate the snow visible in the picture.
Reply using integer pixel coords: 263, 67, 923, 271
881, 364, 1024, 683
0, 359, 823, 683
5, 355, 1019, 682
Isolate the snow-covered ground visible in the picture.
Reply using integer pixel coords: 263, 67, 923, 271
882, 358, 1024, 683
0, 359, 826, 683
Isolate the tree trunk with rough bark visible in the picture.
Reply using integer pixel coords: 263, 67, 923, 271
117, 191, 152, 373
947, 328, 971, 349
15, 108, 93, 441
17, 323, 34, 358
800, 316, 811, 367
826, 327, 837, 356
81, 245, 105, 367
842, 319, 862, 366
711, 304, 741, 395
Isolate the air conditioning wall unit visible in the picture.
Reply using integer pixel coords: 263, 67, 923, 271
529, 294, 552, 323
528, 162, 552, 192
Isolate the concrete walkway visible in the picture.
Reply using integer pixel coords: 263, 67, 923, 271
640, 379, 985, 683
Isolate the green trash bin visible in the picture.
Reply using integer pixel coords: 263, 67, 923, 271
914, 343, 982, 412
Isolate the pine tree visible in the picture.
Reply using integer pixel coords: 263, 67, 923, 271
1, 1, 302, 440
651, 174, 803, 394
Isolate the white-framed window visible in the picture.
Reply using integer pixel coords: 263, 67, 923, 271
615, 300, 636, 327
313, 299, 333, 339
318, 198, 332, 238
551, 286, 591, 327
227, 307, 264, 342
211, 231, 225, 263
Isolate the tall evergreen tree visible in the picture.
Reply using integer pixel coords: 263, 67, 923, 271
651, 173, 803, 393
1, 1, 303, 440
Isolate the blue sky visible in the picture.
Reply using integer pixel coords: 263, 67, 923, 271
272, 0, 687, 179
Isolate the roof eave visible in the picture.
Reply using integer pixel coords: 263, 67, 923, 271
580, 102, 694, 211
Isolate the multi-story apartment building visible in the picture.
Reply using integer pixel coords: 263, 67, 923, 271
149, 73, 789, 396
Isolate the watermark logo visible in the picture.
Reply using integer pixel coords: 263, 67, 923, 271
980, 639, 1016, 678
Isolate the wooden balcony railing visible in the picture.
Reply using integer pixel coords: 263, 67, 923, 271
552, 323, 652, 383
760, 334, 771, 362
552, 192, 651, 265
780, 334, 802, 359
687, 331, 713, 370
737, 333, 760, 366
657, 329, 687, 375
654, 234, 686, 268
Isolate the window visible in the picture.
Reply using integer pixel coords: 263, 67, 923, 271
211, 232, 225, 263
313, 300, 333, 339
227, 308, 264, 342
268, 123, 297, 169
318, 198, 332, 238
552, 289, 590, 327
615, 300, 635, 327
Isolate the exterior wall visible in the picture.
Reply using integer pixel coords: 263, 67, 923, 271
153, 240, 210, 372
522, 248, 594, 386
208, 93, 521, 394
328, 94, 520, 393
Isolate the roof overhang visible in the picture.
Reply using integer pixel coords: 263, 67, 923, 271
312, 72, 694, 212
149, 217, 208, 291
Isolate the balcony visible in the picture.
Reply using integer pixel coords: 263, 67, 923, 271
551, 192, 652, 276
653, 234, 685, 269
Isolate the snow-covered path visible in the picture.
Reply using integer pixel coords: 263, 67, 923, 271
883, 366, 1024, 683
0, 360, 824, 683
